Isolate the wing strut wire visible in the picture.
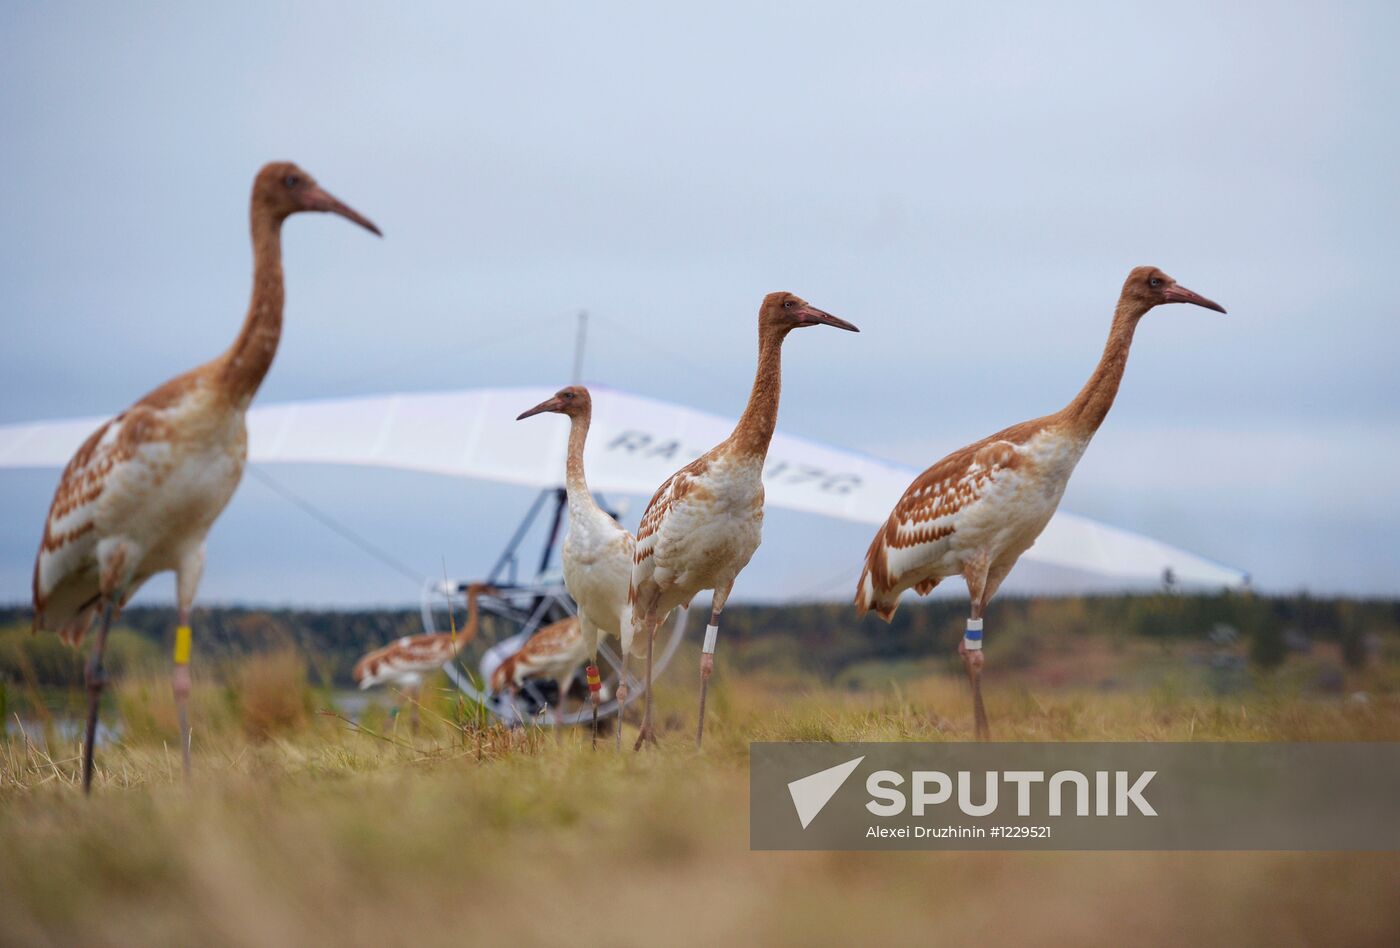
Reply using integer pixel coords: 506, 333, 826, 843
245, 465, 423, 587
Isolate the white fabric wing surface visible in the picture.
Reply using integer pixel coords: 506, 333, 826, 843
0, 385, 1246, 588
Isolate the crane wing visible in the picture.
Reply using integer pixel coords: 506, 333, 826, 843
32, 409, 168, 640
517, 616, 582, 658
633, 456, 709, 566
353, 633, 458, 685
885, 439, 1025, 552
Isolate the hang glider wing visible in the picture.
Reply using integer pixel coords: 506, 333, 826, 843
0, 386, 1247, 588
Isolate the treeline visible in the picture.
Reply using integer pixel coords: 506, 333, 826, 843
2, 593, 1396, 689
721, 592, 1395, 676
0, 606, 423, 690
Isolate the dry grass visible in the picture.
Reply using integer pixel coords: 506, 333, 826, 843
233, 648, 312, 740
2, 653, 1399, 947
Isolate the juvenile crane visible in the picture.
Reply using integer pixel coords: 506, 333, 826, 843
630, 292, 858, 749
855, 266, 1225, 739
489, 615, 589, 725
31, 162, 379, 792
517, 385, 639, 747
354, 583, 495, 726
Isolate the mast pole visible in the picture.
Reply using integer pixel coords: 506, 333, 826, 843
571, 310, 588, 383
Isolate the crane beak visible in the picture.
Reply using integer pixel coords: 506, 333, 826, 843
799, 305, 860, 332
305, 186, 382, 236
1162, 284, 1226, 314
517, 397, 562, 420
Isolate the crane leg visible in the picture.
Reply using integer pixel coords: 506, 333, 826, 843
171, 611, 193, 783
614, 655, 629, 752
552, 681, 567, 738
81, 597, 117, 795
579, 617, 602, 749
696, 586, 731, 750
586, 663, 602, 750
634, 614, 660, 751
959, 613, 990, 741
172, 547, 203, 782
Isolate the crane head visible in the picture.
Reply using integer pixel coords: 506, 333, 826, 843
517, 385, 591, 420
253, 161, 381, 236
761, 291, 860, 333
1124, 266, 1226, 314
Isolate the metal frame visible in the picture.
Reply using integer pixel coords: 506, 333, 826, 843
420, 486, 687, 726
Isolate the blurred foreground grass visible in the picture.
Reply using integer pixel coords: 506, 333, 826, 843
3, 649, 1400, 946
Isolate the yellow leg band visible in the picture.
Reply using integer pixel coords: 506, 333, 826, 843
173, 625, 193, 665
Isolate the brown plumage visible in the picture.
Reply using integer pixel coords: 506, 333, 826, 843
631, 455, 710, 565
489, 616, 587, 703
627, 291, 859, 749
31, 161, 379, 791
855, 266, 1225, 738
354, 584, 493, 691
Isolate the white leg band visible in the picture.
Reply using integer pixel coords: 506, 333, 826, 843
702, 624, 719, 654
964, 617, 984, 650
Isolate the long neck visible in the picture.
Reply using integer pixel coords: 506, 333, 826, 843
729, 324, 787, 459
1062, 296, 1146, 438
217, 208, 285, 407
454, 591, 483, 651
564, 408, 591, 501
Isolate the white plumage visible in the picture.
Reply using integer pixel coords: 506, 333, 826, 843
517, 386, 638, 660
34, 386, 240, 643
630, 451, 766, 625
517, 385, 638, 744
628, 291, 859, 749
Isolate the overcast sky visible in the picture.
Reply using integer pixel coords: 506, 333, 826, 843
2, 2, 1397, 608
